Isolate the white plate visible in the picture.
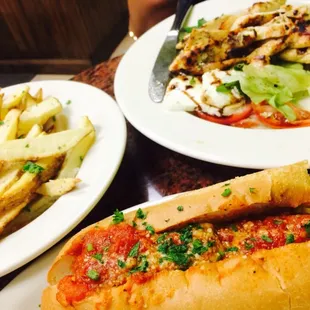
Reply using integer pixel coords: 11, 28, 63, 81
115, 0, 310, 170
0, 197, 175, 309
0, 80, 127, 277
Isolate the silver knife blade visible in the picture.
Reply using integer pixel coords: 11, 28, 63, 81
148, 30, 179, 103
148, 0, 194, 103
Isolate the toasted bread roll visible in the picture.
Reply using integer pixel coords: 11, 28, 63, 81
42, 161, 310, 309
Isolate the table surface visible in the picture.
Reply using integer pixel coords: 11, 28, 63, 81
0, 55, 255, 290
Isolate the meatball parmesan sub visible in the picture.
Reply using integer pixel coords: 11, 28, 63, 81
42, 161, 310, 309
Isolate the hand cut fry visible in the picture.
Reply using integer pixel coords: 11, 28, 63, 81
0, 109, 21, 143
53, 114, 68, 133
20, 92, 37, 110
0, 156, 64, 214
34, 88, 43, 103
36, 178, 80, 196
18, 97, 62, 135
0, 201, 29, 234
0, 127, 91, 162
0, 167, 21, 196
57, 117, 95, 179
26, 124, 43, 138
2, 85, 29, 110
0, 196, 57, 237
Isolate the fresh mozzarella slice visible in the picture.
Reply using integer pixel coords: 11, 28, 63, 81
202, 70, 232, 109
162, 90, 196, 112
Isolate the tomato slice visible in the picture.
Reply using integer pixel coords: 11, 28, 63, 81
252, 102, 310, 129
231, 116, 262, 128
195, 104, 252, 125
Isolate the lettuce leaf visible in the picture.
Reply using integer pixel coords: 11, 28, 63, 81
237, 64, 310, 121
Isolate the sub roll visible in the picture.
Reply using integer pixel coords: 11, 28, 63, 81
42, 161, 310, 310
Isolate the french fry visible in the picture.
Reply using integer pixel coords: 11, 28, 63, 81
34, 88, 43, 103
36, 178, 80, 196
18, 97, 62, 135
0, 168, 21, 197
0, 196, 57, 237
26, 124, 43, 138
0, 109, 21, 143
2, 85, 29, 110
20, 92, 37, 110
57, 117, 95, 179
0, 127, 91, 162
0, 155, 64, 214
0, 201, 29, 234
53, 114, 68, 133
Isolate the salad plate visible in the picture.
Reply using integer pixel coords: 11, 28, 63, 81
115, 0, 310, 169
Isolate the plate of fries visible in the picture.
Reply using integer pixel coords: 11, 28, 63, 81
0, 80, 126, 276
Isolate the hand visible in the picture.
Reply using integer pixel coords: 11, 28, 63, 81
128, 0, 177, 38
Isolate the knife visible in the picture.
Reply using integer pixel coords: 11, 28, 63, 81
148, 0, 195, 103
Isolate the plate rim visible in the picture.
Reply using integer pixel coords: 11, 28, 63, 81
0, 79, 127, 276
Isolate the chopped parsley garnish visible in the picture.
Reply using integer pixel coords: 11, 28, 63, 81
65, 100, 72, 105
0, 121, 4, 125
87, 269, 100, 280
158, 238, 191, 268
128, 242, 140, 258
249, 187, 256, 194
261, 235, 273, 243
222, 183, 230, 187
192, 239, 208, 255
25, 144, 29, 148
189, 77, 196, 86
274, 219, 283, 225
79, 156, 83, 162
197, 18, 207, 27
230, 224, 238, 232
129, 256, 148, 273
303, 221, 310, 237
145, 224, 155, 235
207, 240, 216, 247
179, 225, 193, 244
233, 63, 245, 71
112, 209, 124, 224
177, 205, 184, 212
92, 253, 103, 263
86, 243, 93, 251
132, 221, 137, 228
117, 260, 126, 268
136, 208, 146, 219
217, 251, 225, 261
157, 233, 167, 244
161, 244, 190, 267
245, 242, 254, 250
103, 246, 109, 252
286, 234, 295, 244
221, 188, 232, 197
23, 161, 44, 174
226, 246, 239, 252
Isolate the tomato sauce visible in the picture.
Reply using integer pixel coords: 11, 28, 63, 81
57, 215, 310, 305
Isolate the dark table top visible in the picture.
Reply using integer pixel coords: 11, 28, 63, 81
0, 55, 255, 290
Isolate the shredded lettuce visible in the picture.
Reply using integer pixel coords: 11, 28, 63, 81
237, 64, 310, 121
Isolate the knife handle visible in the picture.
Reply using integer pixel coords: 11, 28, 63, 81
170, 0, 194, 31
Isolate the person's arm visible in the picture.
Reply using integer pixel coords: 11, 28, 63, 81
128, 0, 177, 38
